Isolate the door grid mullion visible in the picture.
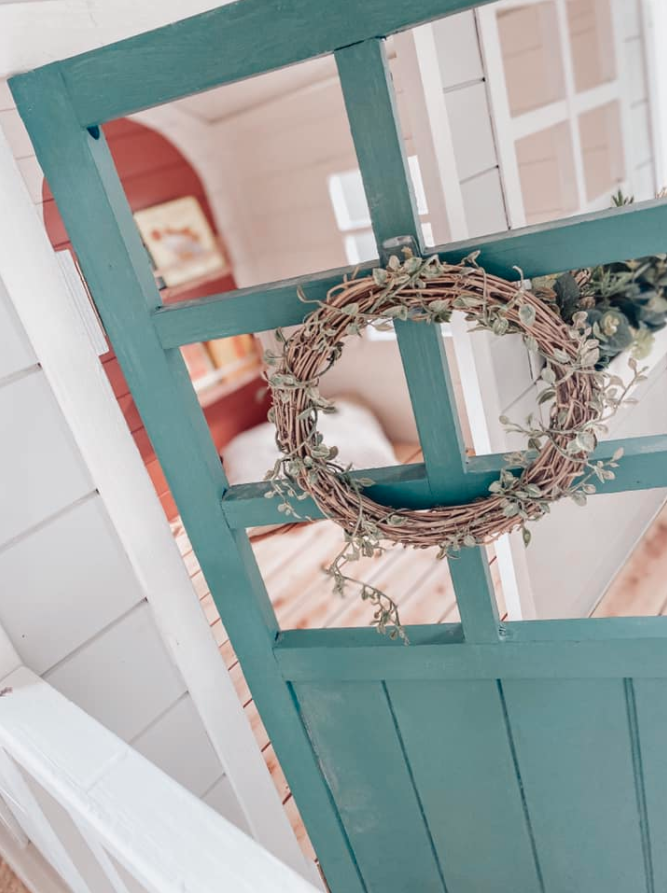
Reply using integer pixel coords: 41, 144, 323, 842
335, 37, 500, 641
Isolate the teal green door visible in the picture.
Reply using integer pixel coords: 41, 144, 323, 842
12, 3, 667, 890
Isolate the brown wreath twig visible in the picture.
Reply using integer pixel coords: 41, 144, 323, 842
265, 252, 640, 637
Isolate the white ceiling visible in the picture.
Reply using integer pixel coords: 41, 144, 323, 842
0, 0, 231, 79
1, 2, 397, 127
173, 55, 338, 123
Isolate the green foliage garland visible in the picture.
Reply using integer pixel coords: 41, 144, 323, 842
264, 251, 645, 639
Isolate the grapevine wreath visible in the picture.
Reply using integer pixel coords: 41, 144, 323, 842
264, 251, 643, 638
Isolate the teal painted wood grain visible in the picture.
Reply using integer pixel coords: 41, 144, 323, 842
448, 548, 500, 643
295, 681, 447, 893
220, 433, 667, 528
275, 625, 667, 682
335, 40, 468, 495
153, 261, 369, 347
394, 320, 471, 499
502, 679, 648, 893
335, 40, 420, 251
151, 199, 667, 349
49, 0, 498, 126
388, 680, 542, 892
335, 39, 498, 641
436, 198, 667, 282
11, 67, 365, 893
629, 680, 667, 891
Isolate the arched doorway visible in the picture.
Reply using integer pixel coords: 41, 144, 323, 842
43, 118, 269, 518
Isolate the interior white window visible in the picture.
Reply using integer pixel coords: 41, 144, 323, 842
328, 155, 433, 267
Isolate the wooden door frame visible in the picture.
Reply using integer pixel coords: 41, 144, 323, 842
9, 2, 667, 887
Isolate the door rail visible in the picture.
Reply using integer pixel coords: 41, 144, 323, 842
220, 433, 667, 528
151, 199, 667, 348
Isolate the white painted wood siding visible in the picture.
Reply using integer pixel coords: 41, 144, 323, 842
0, 667, 318, 893
0, 238, 237, 820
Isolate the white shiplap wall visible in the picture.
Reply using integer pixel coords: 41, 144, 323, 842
0, 226, 243, 822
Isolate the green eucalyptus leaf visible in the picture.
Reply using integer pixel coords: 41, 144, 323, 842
373, 268, 389, 287
519, 304, 536, 327
541, 366, 557, 385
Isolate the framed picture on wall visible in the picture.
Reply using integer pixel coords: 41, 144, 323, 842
134, 195, 229, 288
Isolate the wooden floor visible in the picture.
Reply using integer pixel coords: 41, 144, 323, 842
171, 446, 667, 866
0, 860, 30, 893
592, 501, 667, 618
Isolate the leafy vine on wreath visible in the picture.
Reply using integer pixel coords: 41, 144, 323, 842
263, 248, 647, 640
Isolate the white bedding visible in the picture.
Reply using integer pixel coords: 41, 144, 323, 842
222, 397, 396, 485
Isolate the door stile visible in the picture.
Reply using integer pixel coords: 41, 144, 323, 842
11, 67, 367, 893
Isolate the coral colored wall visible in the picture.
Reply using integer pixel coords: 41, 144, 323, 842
43, 118, 269, 519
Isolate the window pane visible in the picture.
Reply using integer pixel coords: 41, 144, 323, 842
344, 230, 377, 265
328, 168, 371, 231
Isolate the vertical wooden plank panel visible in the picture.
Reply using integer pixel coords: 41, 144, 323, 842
388, 679, 542, 893
630, 679, 667, 891
503, 678, 647, 893
296, 681, 446, 893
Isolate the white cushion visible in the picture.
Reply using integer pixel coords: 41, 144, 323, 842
222, 397, 396, 485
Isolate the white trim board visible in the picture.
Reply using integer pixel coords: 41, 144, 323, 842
0, 667, 319, 893
0, 123, 314, 883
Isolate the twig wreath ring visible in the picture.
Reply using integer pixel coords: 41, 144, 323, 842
265, 251, 640, 638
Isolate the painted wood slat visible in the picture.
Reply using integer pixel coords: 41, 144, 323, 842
335, 40, 498, 642
0, 495, 144, 675
149, 198, 667, 349
12, 68, 360, 893
274, 622, 667, 682
0, 370, 93, 546
445, 81, 498, 182
467, 432, 667, 494
219, 433, 667, 528
335, 39, 420, 251
46, 0, 501, 127
0, 668, 319, 893
631, 679, 667, 892
335, 38, 469, 497
447, 547, 500, 643
19, 769, 125, 893
154, 262, 376, 347
502, 678, 648, 893
0, 747, 92, 893
295, 681, 446, 893
394, 319, 471, 499
222, 461, 429, 527
388, 679, 541, 892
